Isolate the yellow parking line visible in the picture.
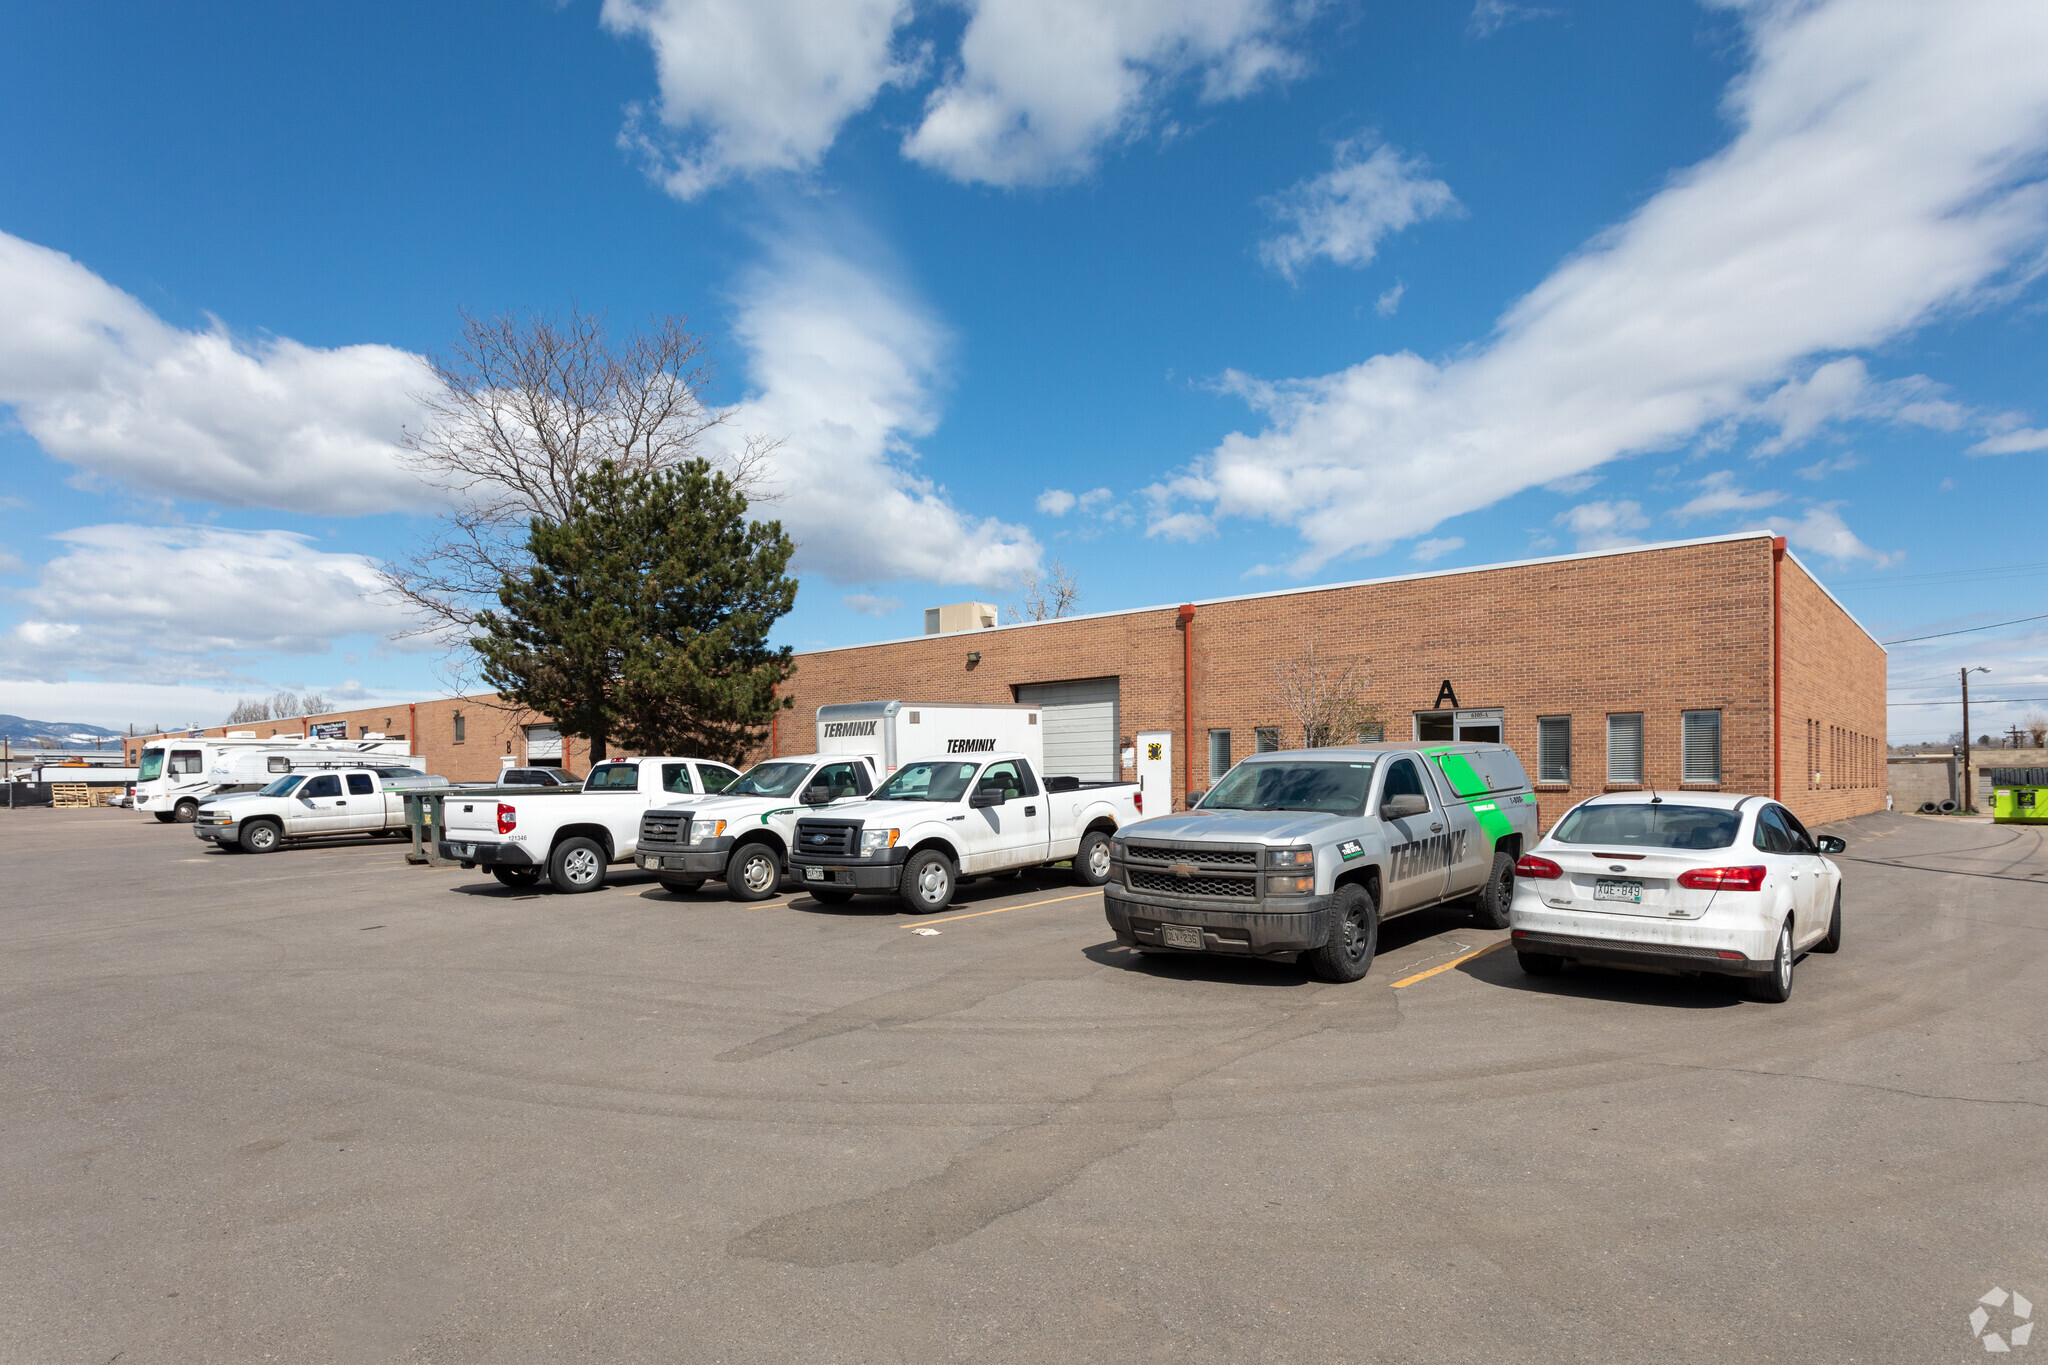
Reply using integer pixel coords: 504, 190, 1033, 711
902, 888, 1101, 928
1390, 938, 1508, 988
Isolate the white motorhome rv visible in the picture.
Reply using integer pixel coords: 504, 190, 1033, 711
134, 733, 415, 823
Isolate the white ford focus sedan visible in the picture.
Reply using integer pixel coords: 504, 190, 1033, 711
1508, 792, 1845, 1002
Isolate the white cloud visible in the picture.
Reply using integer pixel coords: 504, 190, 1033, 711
1796, 453, 1862, 480
1153, 0, 2048, 572
601, 0, 918, 199
1037, 488, 1079, 516
1670, 470, 1782, 521
1969, 426, 2048, 455
841, 593, 903, 617
1556, 500, 1647, 550
902, 0, 1306, 186
1751, 356, 1967, 454
1411, 536, 1463, 563
1145, 510, 1214, 542
723, 239, 1039, 588
1375, 281, 1406, 317
0, 232, 432, 515
1756, 504, 1896, 567
0, 525, 411, 685
1468, 0, 1557, 38
1259, 139, 1459, 282
0, 679, 421, 734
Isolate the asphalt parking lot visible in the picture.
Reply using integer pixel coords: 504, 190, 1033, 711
4, 809, 2045, 1363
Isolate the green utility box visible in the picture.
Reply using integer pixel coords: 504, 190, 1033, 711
1988, 767, 2048, 824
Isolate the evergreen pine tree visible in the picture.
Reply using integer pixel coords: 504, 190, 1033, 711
472, 460, 796, 765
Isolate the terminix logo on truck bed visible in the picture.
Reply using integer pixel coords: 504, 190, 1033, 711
947, 739, 997, 753
823, 721, 879, 738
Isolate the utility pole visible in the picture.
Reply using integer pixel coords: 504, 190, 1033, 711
1961, 666, 1989, 813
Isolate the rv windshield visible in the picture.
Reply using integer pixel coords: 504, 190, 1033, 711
259, 775, 306, 797
1201, 760, 1376, 815
138, 749, 165, 782
872, 761, 981, 803
724, 762, 814, 798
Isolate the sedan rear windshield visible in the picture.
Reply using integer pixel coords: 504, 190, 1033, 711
1201, 761, 1375, 815
1551, 803, 1740, 850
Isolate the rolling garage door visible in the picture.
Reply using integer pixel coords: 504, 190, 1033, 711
1015, 678, 1120, 782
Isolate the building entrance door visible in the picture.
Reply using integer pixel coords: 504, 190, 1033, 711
1135, 731, 1173, 816
1414, 709, 1505, 744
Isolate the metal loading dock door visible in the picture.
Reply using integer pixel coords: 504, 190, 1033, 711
1014, 678, 1120, 782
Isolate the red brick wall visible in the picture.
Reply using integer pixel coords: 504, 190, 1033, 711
1776, 552, 1888, 827
778, 538, 1801, 830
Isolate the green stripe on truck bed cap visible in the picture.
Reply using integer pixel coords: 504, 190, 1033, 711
1470, 799, 1514, 845
1435, 753, 1486, 798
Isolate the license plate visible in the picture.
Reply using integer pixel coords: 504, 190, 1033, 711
804, 866, 824, 882
1160, 923, 1203, 949
1594, 878, 1642, 904
663, 857, 686, 871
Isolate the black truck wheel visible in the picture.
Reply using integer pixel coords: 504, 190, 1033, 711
808, 887, 855, 904
898, 849, 956, 913
174, 798, 199, 823
494, 867, 542, 889
548, 837, 608, 894
727, 842, 783, 901
1303, 883, 1379, 983
238, 819, 283, 854
1474, 848, 1515, 929
659, 875, 705, 895
1073, 830, 1113, 887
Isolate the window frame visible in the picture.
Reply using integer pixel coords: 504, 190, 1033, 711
1681, 709, 1723, 784
1254, 727, 1280, 753
1537, 715, 1572, 785
1606, 712, 1645, 785
1208, 728, 1232, 781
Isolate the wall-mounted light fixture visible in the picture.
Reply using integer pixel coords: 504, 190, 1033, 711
966, 651, 982, 667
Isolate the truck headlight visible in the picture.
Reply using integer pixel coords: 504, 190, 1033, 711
689, 819, 727, 844
1267, 846, 1315, 869
1267, 874, 1316, 896
860, 828, 900, 856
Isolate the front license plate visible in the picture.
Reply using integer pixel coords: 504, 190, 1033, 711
1160, 923, 1203, 950
1594, 878, 1642, 904
663, 857, 687, 871
804, 865, 824, 882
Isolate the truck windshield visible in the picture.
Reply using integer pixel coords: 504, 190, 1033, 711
584, 764, 639, 791
259, 775, 305, 797
724, 762, 814, 798
138, 749, 165, 781
872, 760, 981, 802
1202, 761, 1375, 815
1552, 804, 1740, 850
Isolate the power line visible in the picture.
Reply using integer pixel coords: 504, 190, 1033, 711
1881, 612, 2048, 645
1887, 697, 2048, 707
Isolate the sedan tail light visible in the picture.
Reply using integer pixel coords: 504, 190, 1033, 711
1676, 865, 1765, 891
497, 803, 517, 835
1515, 854, 1563, 880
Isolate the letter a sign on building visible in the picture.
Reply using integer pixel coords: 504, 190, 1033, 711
1434, 680, 1460, 710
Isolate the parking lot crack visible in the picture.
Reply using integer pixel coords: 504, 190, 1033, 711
1648, 1060, 2048, 1111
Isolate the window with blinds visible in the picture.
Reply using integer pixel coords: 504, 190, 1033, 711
1208, 728, 1232, 780
1681, 709, 1722, 783
1606, 713, 1644, 784
1538, 716, 1571, 783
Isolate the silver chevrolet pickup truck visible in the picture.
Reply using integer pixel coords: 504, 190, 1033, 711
1103, 743, 1537, 982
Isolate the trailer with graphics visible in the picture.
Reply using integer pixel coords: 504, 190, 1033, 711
1100, 742, 1537, 982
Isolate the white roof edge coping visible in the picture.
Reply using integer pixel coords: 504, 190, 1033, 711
804, 530, 1871, 658
1775, 545, 1885, 652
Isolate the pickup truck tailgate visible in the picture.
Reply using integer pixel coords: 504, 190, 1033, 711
443, 797, 507, 838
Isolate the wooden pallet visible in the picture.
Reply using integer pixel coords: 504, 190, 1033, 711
52, 783, 91, 808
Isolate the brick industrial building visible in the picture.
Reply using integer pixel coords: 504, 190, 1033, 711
774, 532, 1887, 831
126, 531, 1886, 830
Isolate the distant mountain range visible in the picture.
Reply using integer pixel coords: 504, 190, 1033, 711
0, 715, 129, 748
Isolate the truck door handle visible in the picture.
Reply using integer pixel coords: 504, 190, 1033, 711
1430, 822, 1442, 833
1025, 805, 1037, 816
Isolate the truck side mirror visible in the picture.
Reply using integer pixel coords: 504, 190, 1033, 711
802, 784, 832, 805
1186, 790, 1207, 807
969, 786, 1005, 808
1380, 793, 1429, 820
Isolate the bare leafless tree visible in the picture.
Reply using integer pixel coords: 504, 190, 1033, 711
223, 690, 334, 725
2026, 711, 2048, 749
1272, 641, 1380, 748
1006, 560, 1083, 623
378, 308, 780, 682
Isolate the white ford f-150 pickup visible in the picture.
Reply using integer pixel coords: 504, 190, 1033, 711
786, 751, 1141, 912
439, 755, 742, 891
194, 768, 449, 853
632, 752, 883, 899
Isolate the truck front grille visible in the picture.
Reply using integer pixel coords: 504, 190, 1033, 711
1125, 843, 1258, 866
795, 820, 859, 858
639, 809, 688, 851
1127, 869, 1257, 899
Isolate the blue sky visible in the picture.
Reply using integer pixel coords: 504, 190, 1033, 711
1, 0, 2045, 743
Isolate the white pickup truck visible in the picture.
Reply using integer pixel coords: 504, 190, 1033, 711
785, 751, 1141, 912
194, 768, 449, 853
438, 754, 742, 891
632, 752, 883, 899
